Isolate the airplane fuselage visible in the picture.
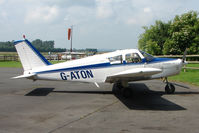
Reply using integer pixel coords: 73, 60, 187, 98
13, 39, 185, 95
27, 49, 183, 83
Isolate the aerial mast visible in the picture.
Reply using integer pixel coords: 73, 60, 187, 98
68, 25, 73, 53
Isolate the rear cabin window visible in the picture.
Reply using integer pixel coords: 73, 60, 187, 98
125, 53, 141, 63
108, 55, 123, 64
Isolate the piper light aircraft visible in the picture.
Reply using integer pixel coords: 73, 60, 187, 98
13, 38, 186, 98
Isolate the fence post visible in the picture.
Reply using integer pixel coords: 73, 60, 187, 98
184, 65, 186, 72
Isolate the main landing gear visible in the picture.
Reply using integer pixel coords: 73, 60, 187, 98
113, 82, 132, 98
164, 77, 175, 94
113, 78, 176, 98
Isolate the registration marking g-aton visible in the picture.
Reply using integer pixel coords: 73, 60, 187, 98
60, 70, 94, 80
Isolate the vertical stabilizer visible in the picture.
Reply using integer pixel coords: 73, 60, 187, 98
14, 39, 51, 71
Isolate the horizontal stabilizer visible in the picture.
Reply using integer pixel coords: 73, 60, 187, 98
11, 73, 36, 79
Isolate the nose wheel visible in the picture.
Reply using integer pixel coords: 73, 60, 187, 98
165, 83, 175, 94
164, 78, 175, 94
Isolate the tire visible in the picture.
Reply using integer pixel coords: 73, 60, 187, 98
116, 82, 123, 89
122, 87, 132, 98
113, 82, 122, 94
165, 83, 175, 94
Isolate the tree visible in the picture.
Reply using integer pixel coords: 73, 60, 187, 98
0, 41, 15, 52
169, 11, 199, 54
138, 11, 199, 55
138, 20, 171, 55
32, 39, 56, 52
145, 40, 161, 55
0, 39, 66, 52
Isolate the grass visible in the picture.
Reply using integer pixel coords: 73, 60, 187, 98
169, 69, 199, 86
0, 61, 22, 67
168, 63, 199, 86
50, 60, 65, 64
0, 52, 18, 55
0, 52, 57, 56
186, 63, 199, 67
0, 60, 65, 68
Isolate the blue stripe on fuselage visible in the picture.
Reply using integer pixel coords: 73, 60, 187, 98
36, 62, 111, 74
35, 57, 178, 74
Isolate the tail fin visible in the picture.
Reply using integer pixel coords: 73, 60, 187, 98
14, 39, 51, 71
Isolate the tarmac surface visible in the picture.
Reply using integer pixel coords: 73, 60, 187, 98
0, 67, 199, 133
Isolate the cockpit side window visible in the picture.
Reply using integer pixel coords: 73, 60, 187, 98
139, 51, 154, 62
108, 55, 123, 64
125, 53, 141, 63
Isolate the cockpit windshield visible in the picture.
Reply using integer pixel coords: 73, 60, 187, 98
139, 51, 154, 62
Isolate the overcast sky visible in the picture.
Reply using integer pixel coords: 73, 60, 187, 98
0, 0, 199, 49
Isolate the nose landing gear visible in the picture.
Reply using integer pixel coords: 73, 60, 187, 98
164, 78, 175, 94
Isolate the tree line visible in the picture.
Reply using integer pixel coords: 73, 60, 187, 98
0, 39, 98, 53
138, 11, 199, 55
0, 39, 66, 52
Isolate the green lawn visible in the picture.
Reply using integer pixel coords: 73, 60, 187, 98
168, 63, 199, 86
50, 60, 65, 64
0, 60, 65, 67
186, 63, 199, 67
0, 61, 22, 67
169, 69, 199, 86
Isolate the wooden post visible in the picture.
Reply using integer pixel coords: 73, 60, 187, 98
184, 65, 186, 72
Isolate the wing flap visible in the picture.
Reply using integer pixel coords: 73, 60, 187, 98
105, 68, 162, 83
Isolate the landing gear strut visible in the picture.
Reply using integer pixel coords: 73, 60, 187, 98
113, 81, 132, 98
164, 78, 175, 94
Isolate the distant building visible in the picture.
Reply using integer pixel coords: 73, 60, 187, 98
61, 52, 86, 60
86, 48, 97, 53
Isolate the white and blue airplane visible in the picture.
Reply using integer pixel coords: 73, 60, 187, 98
13, 39, 186, 97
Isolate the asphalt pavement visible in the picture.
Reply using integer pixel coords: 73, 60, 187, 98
0, 68, 199, 133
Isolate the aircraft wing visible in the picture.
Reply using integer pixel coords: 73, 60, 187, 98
105, 68, 162, 83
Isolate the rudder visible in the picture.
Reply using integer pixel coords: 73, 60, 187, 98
14, 39, 51, 71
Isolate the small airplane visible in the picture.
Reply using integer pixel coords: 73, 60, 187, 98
13, 38, 186, 98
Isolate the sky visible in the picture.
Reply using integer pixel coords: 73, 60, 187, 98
0, 0, 199, 50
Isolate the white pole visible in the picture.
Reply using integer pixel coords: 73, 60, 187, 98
70, 25, 73, 53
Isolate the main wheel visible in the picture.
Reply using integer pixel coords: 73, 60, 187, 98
116, 82, 123, 89
122, 87, 132, 98
165, 83, 175, 94
113, 82, 122, 94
